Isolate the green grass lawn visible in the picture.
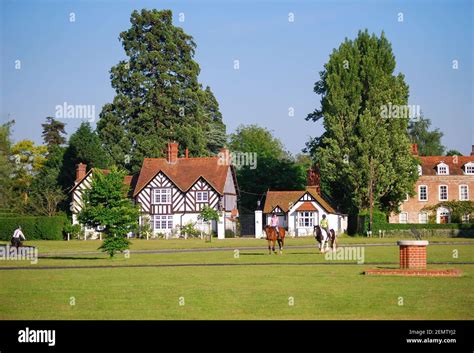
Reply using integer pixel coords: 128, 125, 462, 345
0, 236, 473, 320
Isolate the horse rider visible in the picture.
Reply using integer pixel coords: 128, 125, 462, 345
320, 214, 329, 238
271, 214, 280, 239
12, 225, 26, 248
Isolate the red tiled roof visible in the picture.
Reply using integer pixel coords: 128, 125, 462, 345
263, 188, 336, 214
133, 157, 230, 197
296, 202, 318, 211
419, 156, 474, 175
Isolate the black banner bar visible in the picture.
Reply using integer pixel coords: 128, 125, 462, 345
0, 320, 472, 353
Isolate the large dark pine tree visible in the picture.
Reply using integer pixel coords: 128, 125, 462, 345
97, 9, 226, 173
41, 117, 66, 150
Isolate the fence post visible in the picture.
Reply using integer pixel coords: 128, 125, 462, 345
255, 210, 263, 238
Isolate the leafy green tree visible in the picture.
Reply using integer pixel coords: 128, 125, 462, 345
60, 122, 109, 190
11, 139, 48, 208
198, 205, 220, 241
408, 116, 445, 156
41, 117, 66, 150
29, 145, 66, 216
78, 168, 139, 257
228, 125, 306, 212
200, 87, 226, 154
229, 125, 289, 160
445, 149, 462, 156
97, 9, 226, 173
306, 30, 418, 229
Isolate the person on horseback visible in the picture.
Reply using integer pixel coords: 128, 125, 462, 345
11, 225, 26, 248
320, 214, 329, 239
271, 214, 280, 239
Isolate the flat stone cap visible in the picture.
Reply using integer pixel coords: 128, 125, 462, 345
397, 240, 429, 246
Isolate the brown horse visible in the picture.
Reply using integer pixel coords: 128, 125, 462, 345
10, 238, 23, 249
313, 225, 336, 253
263, 225, 286, 254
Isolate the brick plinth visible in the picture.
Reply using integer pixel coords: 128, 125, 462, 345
398, 240, 428, 269
364, 269, 462, 277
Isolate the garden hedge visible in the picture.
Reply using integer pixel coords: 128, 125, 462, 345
357, 209, 388, 233
379, 223, 474, 230
0, 215, 67, 240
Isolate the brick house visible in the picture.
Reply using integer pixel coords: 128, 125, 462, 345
389, 144, 474, 224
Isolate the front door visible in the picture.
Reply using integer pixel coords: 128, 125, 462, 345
440, 215, 449, 224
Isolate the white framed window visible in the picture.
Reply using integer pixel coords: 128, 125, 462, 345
399, 212, 408, 224
439, 185, 448, 201
418, 185, 428, 201
153, 188, 171, 204
417, 165, 422, 176
418, 212, 428, 224
459, 185, 469, 201
298, 211, 315, 227
436, 163, 449, 175
404, 194, 409, 201
464, 162, 474, 175
196, 191, 209, 203
152, 215, 173, 230
461, 214, 470, 223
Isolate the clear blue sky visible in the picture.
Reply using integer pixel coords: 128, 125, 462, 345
1, 0, 473, 155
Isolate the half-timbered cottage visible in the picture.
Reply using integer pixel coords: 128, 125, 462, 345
258, 169, 348, 237
70, 142, 239, 239
70, 163, 137, 239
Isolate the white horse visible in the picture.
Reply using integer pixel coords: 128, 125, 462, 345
313, 225, 336, 253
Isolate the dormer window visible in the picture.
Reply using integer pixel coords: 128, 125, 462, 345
436, 162, 449, 175
417, 165, 422, 176
464, 162, 474, 175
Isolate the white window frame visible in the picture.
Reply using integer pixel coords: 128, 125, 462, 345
404, 193, 409, 201
418, 185, 428, 201
459, 185, 469, 201
153, 188, 172, 205
152, 215, 173, 230
436, 163, 449, 175
464, 162, 474, 175
196, 191, 209, 203
461, 214, 470, 223
418, 212, 428, 224
399, 212, 408, 224
417, 165, 422, 176
298, 211, 315, 227
439, 185, 448, 201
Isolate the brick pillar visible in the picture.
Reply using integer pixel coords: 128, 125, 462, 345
397, 240, 428, 269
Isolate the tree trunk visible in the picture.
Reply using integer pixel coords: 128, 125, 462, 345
369, 157, 374, 237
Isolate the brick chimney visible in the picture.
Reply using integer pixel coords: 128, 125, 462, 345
411, 143, 418, 156
167, 142, 179, 164
306, 166, 321, 195
471, 145, 474, 156
75, 163, 87, 182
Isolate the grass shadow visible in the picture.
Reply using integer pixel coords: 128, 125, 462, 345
39, 256, 104, 261
239, 253, 267, 256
